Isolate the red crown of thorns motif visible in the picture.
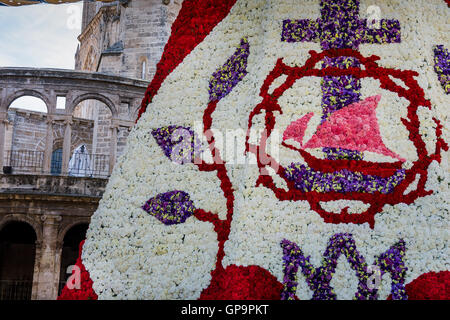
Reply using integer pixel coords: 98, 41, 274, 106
245, 49, 448, 228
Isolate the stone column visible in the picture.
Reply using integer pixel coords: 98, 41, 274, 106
42, 117, 54, 174
32, 215, 63, 300
109, 123, 119, 175
0, 112, 7, 171
31, 240, 43, 300
61, 119, 73, 175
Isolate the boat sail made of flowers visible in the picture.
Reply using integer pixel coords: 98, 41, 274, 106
283, 95, 406, 163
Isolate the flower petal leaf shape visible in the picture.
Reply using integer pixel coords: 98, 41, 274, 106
152, 126, 202, 165
433, 45, 450, 94
142, 190, 196, 225
209, 37, 250, 102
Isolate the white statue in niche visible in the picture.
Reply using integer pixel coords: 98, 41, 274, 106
68, 145, 92, 177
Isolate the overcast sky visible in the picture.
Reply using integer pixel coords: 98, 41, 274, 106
0, 3, 83, 111
0, 3, 82, 69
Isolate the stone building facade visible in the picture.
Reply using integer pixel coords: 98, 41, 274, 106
74, 0, 182, 156
0, 0, 182, 300
77, 0, 182, 79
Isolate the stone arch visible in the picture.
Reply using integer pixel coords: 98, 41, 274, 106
0, 214, 42, 244
57, 219, 90, 245
0, 217, 39, 300
131, 103, 142, 121
57, 220, 89, 296
4, 89, 51, 114
68, 93, 118, 118
52, 137, 64, 152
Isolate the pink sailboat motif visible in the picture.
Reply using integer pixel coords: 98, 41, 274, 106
283, 95, 406, 162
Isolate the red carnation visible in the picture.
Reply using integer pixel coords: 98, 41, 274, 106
200, 265, 283, 300
404, 271, 450, 300
58, 240, 98, 300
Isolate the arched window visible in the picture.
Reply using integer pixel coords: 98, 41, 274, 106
139, 56, 148, 80
72, 98, 112, 177
58, 223, 88, 296
9, 96, 48, 114
0, 221, 37, 300
141, 60, 147, 80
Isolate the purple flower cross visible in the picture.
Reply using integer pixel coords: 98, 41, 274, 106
281, 0, 401, 160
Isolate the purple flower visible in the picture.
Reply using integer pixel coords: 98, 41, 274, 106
281, 1, 400, 50
142, 190, 196, 225
281, 233, 408, 300
209, 37, 250, 102
285, 164, 406, 194
433, 45, 450, 94
152, 126, 202, 164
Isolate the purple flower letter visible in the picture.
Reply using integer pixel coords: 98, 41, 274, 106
281, 233, 408, 300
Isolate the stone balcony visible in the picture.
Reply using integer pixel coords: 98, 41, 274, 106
0, 174, 107, 198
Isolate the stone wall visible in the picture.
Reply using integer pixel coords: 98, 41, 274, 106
76, 5, 121, 73
0, 174, 107, 197
8, 110, 46, 153
81, 0, 99, 32
117, 0, 183, 80
7, 109, 94, 156
117, 126, 130, 158
92, 107, 112, 155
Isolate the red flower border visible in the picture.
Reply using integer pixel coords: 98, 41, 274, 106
245, 49, 448, 228
58, 239, 449, 300
136, 0, 237, 122
389, 271, 450, 300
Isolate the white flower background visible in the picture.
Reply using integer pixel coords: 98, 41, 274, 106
82, 0, 449, 300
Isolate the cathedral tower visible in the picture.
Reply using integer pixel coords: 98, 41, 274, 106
74, 0, 182, 156
76, 0, 183, 80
